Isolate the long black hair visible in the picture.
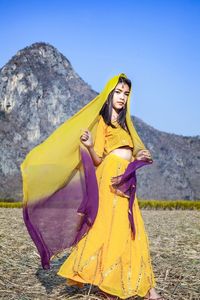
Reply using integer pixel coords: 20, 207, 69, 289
99, 76, 132, 131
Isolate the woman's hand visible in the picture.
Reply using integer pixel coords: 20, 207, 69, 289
135, 149, 152, 161
80, 129, 94, 148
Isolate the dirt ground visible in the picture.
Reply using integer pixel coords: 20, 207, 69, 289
0, 208, 199, 300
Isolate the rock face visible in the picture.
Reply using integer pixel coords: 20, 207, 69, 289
0, 42, 199, 201
133, 117, 200, 200
0, 42, 97, 201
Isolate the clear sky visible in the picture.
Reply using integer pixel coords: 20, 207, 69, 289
0, 0, 199, 136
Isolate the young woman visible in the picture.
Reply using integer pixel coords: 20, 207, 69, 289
56, 75, 164, 300
21, 73, 164, 300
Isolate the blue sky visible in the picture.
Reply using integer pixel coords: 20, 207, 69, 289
0, 0, 199, 136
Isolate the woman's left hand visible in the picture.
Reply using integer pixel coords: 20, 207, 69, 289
135, 149, 152, 161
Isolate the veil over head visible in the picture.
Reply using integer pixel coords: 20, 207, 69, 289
20, 73, 148, 269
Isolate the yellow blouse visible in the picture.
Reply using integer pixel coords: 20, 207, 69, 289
93, 115, 134, 158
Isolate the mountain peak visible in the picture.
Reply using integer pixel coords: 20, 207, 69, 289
1, 41, 72, 76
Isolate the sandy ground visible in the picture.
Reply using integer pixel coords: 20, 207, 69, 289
0, 208, 199, 300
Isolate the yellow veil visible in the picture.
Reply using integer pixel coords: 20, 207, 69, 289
20, 72, 147, 269
21, 73, 146, 203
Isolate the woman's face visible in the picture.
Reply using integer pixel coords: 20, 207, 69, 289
112, 82, 130, 111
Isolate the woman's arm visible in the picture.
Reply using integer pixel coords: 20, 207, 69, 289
80, 129, 103, 167
87, 144, 103, 167
80, 116, 106, 167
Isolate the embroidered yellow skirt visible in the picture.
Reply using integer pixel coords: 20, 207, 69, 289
57, 152, 156, 299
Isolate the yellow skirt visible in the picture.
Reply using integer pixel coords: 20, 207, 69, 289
57, 152, 156, 299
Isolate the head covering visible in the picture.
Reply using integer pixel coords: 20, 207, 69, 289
20, 73, 147, 269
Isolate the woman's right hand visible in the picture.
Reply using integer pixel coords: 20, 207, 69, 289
80, 129, 94, 148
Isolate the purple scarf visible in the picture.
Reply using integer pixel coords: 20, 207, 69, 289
110, 156, 153, 237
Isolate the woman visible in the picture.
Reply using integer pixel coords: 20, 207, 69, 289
21, 73, 163, 300
57, 75, 164, 300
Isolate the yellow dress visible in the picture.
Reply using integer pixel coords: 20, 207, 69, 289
57, 116, 156, 299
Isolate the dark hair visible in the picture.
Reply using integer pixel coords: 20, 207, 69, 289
99, 76, 132, 131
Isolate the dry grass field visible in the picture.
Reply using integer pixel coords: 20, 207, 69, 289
0, 208, 199, 300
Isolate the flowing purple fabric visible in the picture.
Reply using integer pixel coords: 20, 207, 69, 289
73, 147, 99, 244
110, 158, 153, 239
23, 146, 153, 270
23, 147, 99, 270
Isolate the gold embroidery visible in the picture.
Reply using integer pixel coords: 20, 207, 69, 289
144, 231, 155, 286
127, 233, 133, 295
98, 158, 107, 188
102, 257, 121, 278
98, 244, 104, 285
99, 175, 103, 187
120, 257, 126, 294
91, 243, 101, 285
134, 204, 140, 240
79, 250, 97, 272
135, 256, 144, 293
79, 244, 103, 273
72, 233, 89, 274
72, 245, 79, 275
106, 192, 117, 253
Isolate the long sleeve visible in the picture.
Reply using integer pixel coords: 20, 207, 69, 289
93, 116, 106, 158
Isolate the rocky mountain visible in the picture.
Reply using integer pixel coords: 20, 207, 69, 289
133, 116, 200, 200
0, 42, 199, 201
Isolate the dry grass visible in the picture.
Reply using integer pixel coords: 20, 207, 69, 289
0, 208, 199, 300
